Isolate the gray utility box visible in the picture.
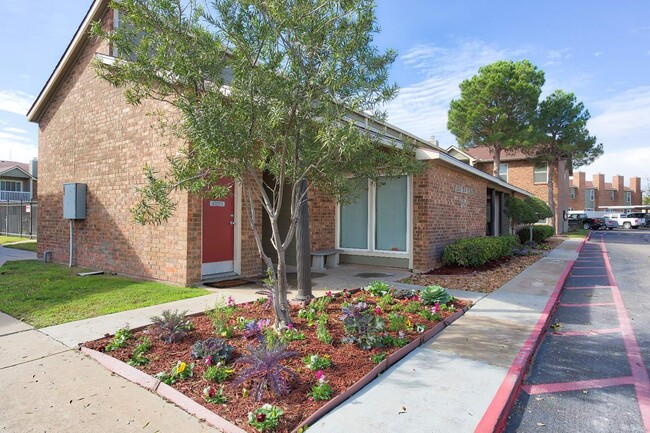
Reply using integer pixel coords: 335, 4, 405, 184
63, 183, 87, 220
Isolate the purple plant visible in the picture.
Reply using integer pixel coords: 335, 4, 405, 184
149, 309, 192, 344
242, 319, 270, 339
191, 337, 234, 363
233, 341, 297, 401
255, 288, 274, 310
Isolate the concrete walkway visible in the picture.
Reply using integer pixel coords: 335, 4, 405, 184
0, 244, 36, 266
0, 238, 580, 433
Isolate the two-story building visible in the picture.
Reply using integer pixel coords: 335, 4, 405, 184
0, 159, 37, 202
569, 172, 642, 212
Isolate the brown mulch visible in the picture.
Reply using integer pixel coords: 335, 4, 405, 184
84, 292, 468, 433
404, 237, 564, 293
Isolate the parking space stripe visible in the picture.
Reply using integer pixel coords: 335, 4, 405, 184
522, 376, 635, 395
552, 328, 621, 337
558, 302, 615, 307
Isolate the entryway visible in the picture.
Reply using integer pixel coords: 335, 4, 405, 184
202, 178, 235, 277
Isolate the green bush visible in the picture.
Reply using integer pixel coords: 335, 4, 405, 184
516, 225, 554, 244
442, 235, 519, 267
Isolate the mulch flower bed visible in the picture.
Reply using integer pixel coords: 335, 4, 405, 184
84, 288, 469, 433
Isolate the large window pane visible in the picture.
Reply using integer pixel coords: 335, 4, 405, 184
533, 162, 548, 183
340, 179, 368, 249
375, 176, 407, 251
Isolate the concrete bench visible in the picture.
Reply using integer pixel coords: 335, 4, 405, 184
310, 248, 343, 272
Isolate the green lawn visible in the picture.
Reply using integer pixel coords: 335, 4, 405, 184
0, 260, 209, 328
566, 228, 589, 238
0, 235, 34, 244
3, 241, 37, 252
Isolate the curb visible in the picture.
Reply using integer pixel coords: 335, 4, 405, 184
474, 258, 576, 433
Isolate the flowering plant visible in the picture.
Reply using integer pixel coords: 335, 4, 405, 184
307, 370, 333, 401
303, 354, 332, 371
203, 385, 228, 404
247, 404, 284, 432
203, 362, 234, 383
156, 360, 194, 385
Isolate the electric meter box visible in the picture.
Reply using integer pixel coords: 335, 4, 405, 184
63, 183, 87, 220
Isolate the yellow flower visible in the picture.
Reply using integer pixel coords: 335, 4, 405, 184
406, 319, 413, 329
177, 362, 186, 373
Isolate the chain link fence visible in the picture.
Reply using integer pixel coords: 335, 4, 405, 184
0, 201, 37, 238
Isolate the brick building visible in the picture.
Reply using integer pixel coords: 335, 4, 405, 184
27, 0, 531, 285
569, 172, 643, 211
447, 146, 570, 233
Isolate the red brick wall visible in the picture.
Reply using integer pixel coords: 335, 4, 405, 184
36, 10, 262, 284
309, 188, 336, 251
412, 160, 486, 272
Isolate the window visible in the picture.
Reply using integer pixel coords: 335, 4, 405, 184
498, 163, 508, 182
533, 162, 548, 183
589, 189, 595, 201
0, 180, 22, 192
610, 191, 615, 201
626, 191, 632, 204
339, 176, 409, 253
570, 188, 576, 200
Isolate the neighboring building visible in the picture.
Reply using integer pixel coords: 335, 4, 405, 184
569, 172, 643, 212
0, 159, 37, 202
27, 0, 531, 285
448, 146, 570, 233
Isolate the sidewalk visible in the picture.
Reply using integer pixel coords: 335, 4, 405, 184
0, 238, 580, 433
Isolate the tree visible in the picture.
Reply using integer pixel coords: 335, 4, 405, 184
504, 196, 552, 242
642, 178, 650, 205
530, 90, 603, 233
448, 60, 545, 176
91, 0, 419, 327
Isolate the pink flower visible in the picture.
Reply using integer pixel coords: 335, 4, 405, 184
205, 356, 213, 366
315, 370, 325, 383
434, 302, 440, 313
227, 296, 236, 307
287, 323, 294, 330
374, 306, 382, 314
326, 291, 333, 297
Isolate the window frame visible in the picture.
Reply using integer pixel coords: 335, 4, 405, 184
533, 162, 549, 183
610, 190, 615, 201
0, 180, 22, 192
336, 176, 411, 257
570, 188, 576, 200
498, 163, 508, 182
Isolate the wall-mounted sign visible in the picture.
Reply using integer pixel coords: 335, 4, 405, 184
454, 185, 473, 195
25, 204, 31, 213
210, 200, 226, 207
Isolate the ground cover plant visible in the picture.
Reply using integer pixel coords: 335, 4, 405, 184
84, 288, 468, 433
0, 260, 209, 327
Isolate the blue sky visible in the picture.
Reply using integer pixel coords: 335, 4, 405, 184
1, 0, 649, 189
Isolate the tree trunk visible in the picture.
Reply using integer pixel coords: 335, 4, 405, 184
547, 160, 557, 234
294, 178, 313, 302
271, 222, 292, 328
492, 146, 502, 177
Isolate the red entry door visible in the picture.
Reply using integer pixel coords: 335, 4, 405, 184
202, 178, 235, 276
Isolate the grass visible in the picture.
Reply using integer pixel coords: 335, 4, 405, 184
566, 228, 589, 238
0, 235, 34, 244
0, 260, 209, 328
3, 241, 37, 252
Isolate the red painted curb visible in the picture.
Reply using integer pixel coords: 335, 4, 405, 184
80, 347, 160, 390
157, 382, 248, 433
576, 234, 589, 253
474, 259, 575, 433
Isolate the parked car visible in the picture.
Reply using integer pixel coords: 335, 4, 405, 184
602, 213, 643, 229
600, 216, 619, 230
625, 212, 648, 227
567, 213, 603, 230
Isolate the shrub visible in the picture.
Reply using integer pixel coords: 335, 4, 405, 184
233, 341, 297, 401
339, 302, 385, 350
442, 235, 518, 267
517, 225, 554, 244
191, 337, 234, 364
420, 285, 453, 305
316, 314, 332, 344
156, 360, 194, 385
248, 404, 283, 432
150, 310, 192, 343
303, 354, 332, 371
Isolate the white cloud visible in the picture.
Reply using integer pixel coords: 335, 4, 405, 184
3, 126, 28, 134
0, 129, 37, 162
0, 90, 35, 115
385, 40, 527, 146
